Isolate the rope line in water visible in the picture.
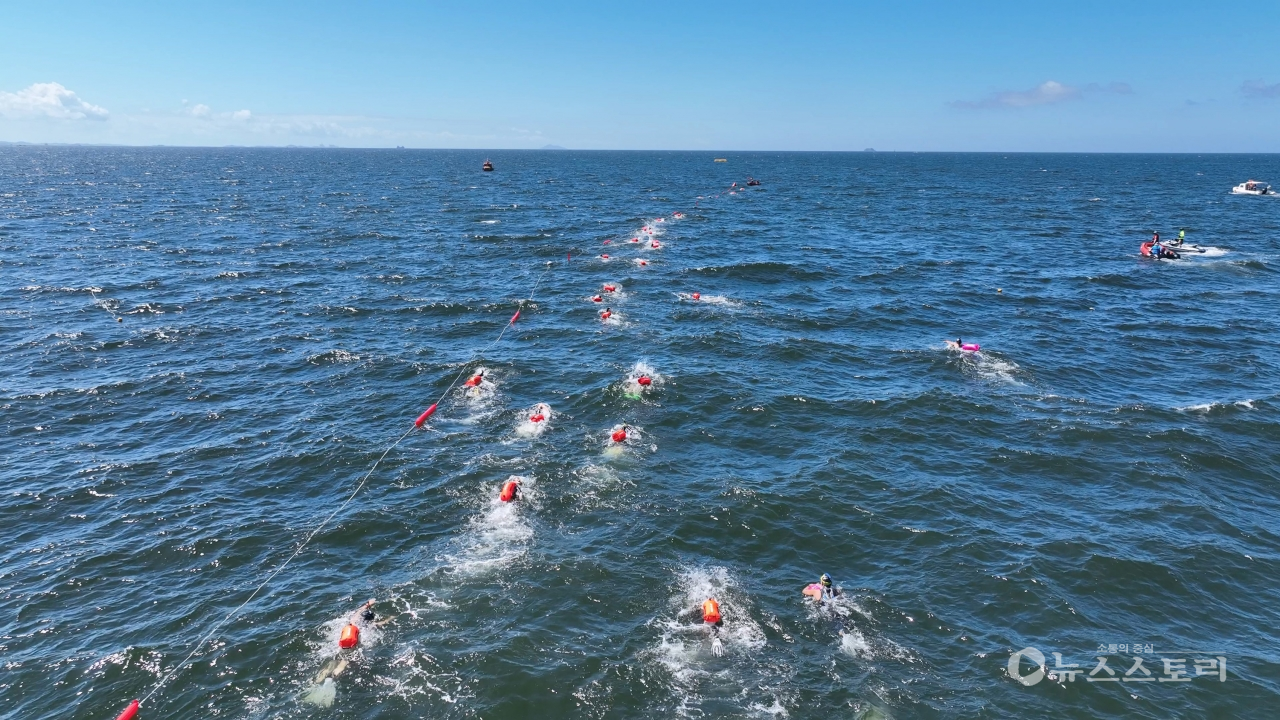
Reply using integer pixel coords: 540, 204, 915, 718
124, 260, 555, 717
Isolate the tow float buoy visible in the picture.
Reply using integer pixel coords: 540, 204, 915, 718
339, 623, 360, 649
500, 479, 520, 502
702, 598, 721, 623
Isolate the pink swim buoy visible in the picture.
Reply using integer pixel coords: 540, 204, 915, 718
961, 343, 980, 352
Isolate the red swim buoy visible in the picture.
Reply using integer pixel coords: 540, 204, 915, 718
510, 309, 520, 324
604, 285, 616, 292
591, 295, 602, 302
465, 374, 483, 387
414, 403, 438, 427
637, 376, 652, 386
114, 700, 140, 720
601, 311, 611, 320
499, 479, 519, 502
339, 623, 360, 649
630, 237, 639, 243
651, 241, 660, 248
692, 292, 700, 300
601, 254, 610, 259
638, 260, 648, 266
530, 413, 545, 423
702, 598, 721, 623
611, 428, 627, 443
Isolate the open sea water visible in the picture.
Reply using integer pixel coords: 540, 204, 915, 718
3, 148, 1279, 719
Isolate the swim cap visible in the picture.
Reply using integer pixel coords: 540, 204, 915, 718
820, 573, 832, 587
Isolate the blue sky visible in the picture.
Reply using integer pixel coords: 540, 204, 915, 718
1, 1, 1278, 151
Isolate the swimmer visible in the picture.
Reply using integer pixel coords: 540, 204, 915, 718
601, 253, 610, 259
945, 338, 962, 350
629, 237, 640, 243
601, 307, 612, 321
591, 294, 603, 303
529, 403, 550, 423
313, 599, 389, 684
701, 598, 726, 656
802, 574, 840, 604
651, 240, 661, 249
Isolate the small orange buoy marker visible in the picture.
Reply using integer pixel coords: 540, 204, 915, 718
702, 598, 721, 624
339, 623, 360, 649
692, 292, 700, 300
499, 479, 520, 502
637, 376, 652, 386
115, 699, 140, 720
611, 427, 627, 443
414, 403, 438, 427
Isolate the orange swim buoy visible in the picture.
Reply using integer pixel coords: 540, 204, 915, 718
637, 376, 652, 386
702, 598, 721, 624
500, 479, 519, 502
530, 413, 545, 422
592, 295, 602, 302
604, 284, 616, 292
611, 428, 627, 443
339, 623, 360, 649
601, 311, 611, 320
464, 374, 483, 387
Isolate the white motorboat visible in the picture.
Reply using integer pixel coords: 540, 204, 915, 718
1231, 180, 1272, 195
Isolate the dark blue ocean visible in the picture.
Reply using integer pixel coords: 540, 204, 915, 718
3, 148, 1279, 719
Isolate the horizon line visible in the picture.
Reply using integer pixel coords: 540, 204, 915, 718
2, 141, 1280, 155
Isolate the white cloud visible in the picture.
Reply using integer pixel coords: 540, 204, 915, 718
0, 82, 108, 120
952, 80, 1132, 110
189, 103, 211, 117
230, 109, 251, 121
1242, 80, 1280, 99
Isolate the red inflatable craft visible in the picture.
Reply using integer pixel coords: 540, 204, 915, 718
115, 700, 140, 720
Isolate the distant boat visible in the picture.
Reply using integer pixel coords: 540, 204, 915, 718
713, 158, 727, 163
482, 160, 494, 172
1231, 179, 1271, 195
